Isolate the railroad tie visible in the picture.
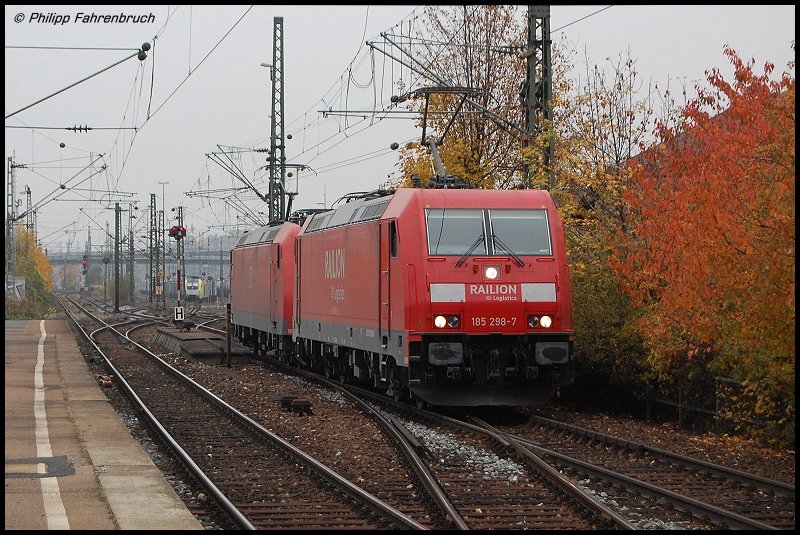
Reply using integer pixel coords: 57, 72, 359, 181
289, 398, 313, 416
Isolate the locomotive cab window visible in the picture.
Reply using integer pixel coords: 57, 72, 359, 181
425, 208, 552, 256
489, 209, 551, 256
390, 220, 398, 258
426, 209, 487, 255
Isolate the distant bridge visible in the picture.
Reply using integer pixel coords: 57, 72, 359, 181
48, 248, 229, 268
49, 249, 231, 291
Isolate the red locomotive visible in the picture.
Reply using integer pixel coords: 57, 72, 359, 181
230, 221, 300, 358
231, 185, 574, 407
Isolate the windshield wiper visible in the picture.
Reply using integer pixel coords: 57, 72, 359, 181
454, 234, 485, 267
492, 234, 525, 267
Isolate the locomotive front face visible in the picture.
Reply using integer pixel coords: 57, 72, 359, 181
408, 200, 575, 406
425, 207, 561, 337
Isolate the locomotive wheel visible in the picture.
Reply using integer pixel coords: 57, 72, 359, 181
388, 382, 406, 402
323, 361, 334, 379
413, 395, 427, 410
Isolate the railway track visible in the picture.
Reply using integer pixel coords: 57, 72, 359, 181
489, 415, 795, 530
264, 362, 626, 530
191, 322, 633, 529
64, 295, 629, 530
135, 321, 624, 530
60, 293, 794, 530
60, 295, 425, 530
342, 386, 795, 530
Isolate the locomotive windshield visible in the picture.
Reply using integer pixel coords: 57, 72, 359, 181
489, 209, 551, 255
427, 209, 487, 255
426, 208, 551, 256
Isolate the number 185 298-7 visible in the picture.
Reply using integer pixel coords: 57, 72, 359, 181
472, 316, 517, 327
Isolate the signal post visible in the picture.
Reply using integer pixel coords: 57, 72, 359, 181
81, 254, 89, 288
168, 206, 186, 315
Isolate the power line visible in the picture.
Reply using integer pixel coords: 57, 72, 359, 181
5, 45, 151, 119
552, 5, 614, 33
6, 125, 138, 131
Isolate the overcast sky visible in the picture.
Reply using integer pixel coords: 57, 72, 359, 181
5, 5, 795, 254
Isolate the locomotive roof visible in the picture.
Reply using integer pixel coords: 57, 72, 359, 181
303, 195, 391, 233
302, 187, 556, 234
233, 220, 299, 247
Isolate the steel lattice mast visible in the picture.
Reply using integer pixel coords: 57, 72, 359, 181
523, 5, 555, 188
267, 16, 286, 223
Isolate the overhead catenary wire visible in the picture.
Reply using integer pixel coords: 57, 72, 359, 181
10, 6, 619, 246
14, 154, 108, 221
4, 47, 147, 120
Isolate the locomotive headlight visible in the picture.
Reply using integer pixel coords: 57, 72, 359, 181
434, 315, 460, 329
484, 266, 499, 280
528, 315, 553, 328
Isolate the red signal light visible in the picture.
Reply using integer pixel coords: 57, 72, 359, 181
168, 225, 186, 240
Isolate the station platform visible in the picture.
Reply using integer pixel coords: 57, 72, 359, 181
4, 319, 203, 530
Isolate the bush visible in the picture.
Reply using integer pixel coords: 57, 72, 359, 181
5, 295, 58, 320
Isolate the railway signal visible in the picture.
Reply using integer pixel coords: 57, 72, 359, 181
169, 225, 186, 240
81, 254, 89, 275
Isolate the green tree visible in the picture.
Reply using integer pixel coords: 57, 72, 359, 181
550, 49, 659, 406
390, 5, 530, 188
14, 226, 53, 301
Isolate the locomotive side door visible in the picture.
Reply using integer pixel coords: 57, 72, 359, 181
269, 244, 276, 329
379, 219, 395, 348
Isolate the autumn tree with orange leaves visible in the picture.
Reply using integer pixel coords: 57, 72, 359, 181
611, 45, 795, 442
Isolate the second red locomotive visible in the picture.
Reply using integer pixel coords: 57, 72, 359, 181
230, 221, 300, 359
231, 186, 574, 407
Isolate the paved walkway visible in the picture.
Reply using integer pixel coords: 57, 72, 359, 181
4, 319, 203, 530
